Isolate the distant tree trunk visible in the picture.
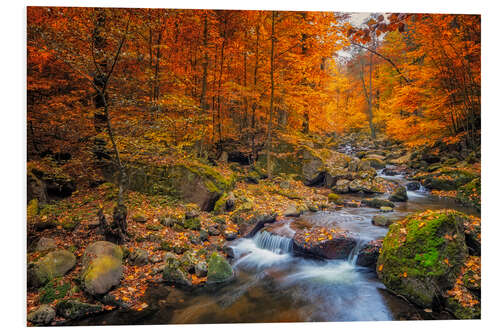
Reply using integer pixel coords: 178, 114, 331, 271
198, 12, 209, 157
360, 53, 376, 139
91, 9, 131, 244
250, 22, 260, 165
216, 15, 227, 148
266, 11, 276, 179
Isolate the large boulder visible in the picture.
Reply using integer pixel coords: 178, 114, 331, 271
81, 241, 123, 295
28, 250, 76, 288
333, 179, 350, 194
27, 164, 75, 202
256, 134, 352, 185
413, 168, 477, 191
377, 210, 470, 309
27, 304, 55, 326
389, 186, 408, 202
103, 161, 234, 211
362, 157, 385, 170
207, 252, 234, 284
293, 227, 357, 259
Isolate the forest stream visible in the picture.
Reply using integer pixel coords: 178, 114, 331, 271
70, 170, 478, 325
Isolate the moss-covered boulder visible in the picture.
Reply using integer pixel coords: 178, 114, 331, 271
414, 168, 477, 191
372, 215, 393, 227
103, 160, 234, 211
183, 217, 201, 230
362, 157, 385, 170
207, 252, 234, 284
377, 210, 470, 309
362, 198, 395, 209
444, 256, 481, 319
55, 299, 103, 320
81, 241, 123, 295
162, 253, 192, 287
27, 162, 75, 202
256, 134, 352, 185
28, 250, 76, 288
27, 304, 56, 326
389, 186, 408, 202
457, 178, 481, 212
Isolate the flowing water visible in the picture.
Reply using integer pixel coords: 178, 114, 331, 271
73, 172, 478, 325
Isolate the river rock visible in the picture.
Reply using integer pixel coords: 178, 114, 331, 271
240, 212, 277, 238
377, 210, 469, 309
372, 215, 393, 227
362, 157, 385, 170
382, 168, 398, 176
207, 252, 235, 284
333, 179, 350, 194
81, 241, 123, 295
162, 253, 192, 287
28, 250, 76, 288
389, 186, 408, 202
283, 204, 301, 217
35, 237, 57, 252
362, 198, 395, 209
380, 206, 394, 213
128, 248, 149, 266
55, 299, 103, 320
415, 169, 476, 191
293, 227, 356, 259
27, 304, 55, 326
195, 261, 208, 277
406, 181, 421, 191
356, 240, 382, 270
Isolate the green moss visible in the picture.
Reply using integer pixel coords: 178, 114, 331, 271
377, 210, 469, 307
146, 224, 162, 231
207, 252, 233, 284
39, 278, 71, 304
213, 193, 228, 214
27, 199, 39, 219
457, 178, 480, 212
328, 193, 341, 204
183, 217, 201, 230
82, 255, 121, 285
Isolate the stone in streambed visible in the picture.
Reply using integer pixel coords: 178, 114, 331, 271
389, 186, 408, 202
377, 210, 470, 309
372, 215, 393, 227
356, 240, 382, 270
292, 227, 356, 259
207, 252, 234, 284
362, 198, 395, 209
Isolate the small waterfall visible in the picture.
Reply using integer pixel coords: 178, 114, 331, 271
347, 239, 364, 265
253, 230, 293, 254
417, 183, 428, 193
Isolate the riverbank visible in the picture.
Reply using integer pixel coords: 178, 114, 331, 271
26, 133, 481, 325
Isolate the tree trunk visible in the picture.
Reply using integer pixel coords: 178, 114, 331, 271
266, 11, 276, 179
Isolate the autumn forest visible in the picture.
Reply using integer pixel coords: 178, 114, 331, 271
26, 7, 481, 326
